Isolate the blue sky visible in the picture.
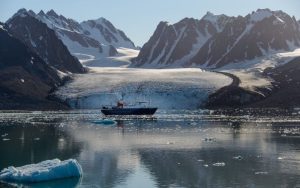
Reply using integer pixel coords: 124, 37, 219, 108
1, 0, 299, 46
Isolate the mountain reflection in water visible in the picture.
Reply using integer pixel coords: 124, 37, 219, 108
0, 110, 299, 188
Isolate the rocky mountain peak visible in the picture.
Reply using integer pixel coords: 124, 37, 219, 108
81, 17, 136, 48
46, 9, 59, 18
6, 10, 85, 73
249, 9, 273, 21
202, 11, 219, 22
38, 10, 46, 16
201, 11, 233, 32
7, 9, 136, 64
8, 8, 36, 22
16, 8, 27, 15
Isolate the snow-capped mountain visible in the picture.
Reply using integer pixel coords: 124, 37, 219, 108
81, 17, 135, 49
134, 9, 300, 68
133, 13, 233, 68
191, 9, 300, 68
6, 9, 136, 67
37, 10, 114, 59
0, 22, 67, 109
6, 9, 85, 73
35, 9, 135, 62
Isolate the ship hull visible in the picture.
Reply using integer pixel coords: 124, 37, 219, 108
101, 108, 157, 115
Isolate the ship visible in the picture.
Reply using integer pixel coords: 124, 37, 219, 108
101, 100, 157, 116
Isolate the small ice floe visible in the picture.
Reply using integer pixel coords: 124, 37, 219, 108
33, 138, 40, 141
20, 79, 25, 83
2, 138, 10, 141
254, 171, 268, 175
166, 141, 175, 145
0, 159, 82, 183
92, 119, 117, 126
1, 133, 8, 137
212, 162, 226, 167
203, 164, 209, 167
202, 137, 216, 142
233, 156, 243, 160
278, 157, 284, 160
197, 159, 204, 162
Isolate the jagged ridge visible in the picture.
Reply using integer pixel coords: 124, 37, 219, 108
134, 9, 300, 69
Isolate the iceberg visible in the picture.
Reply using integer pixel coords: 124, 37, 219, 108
0, 159, 82, 183
92, 119, 117, 126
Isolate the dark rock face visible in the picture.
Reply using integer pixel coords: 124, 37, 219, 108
207, 56, 300, 108
135, 9, 300, 68
205, 72, 266, 108
109, 45, 118, 56
251, 57, 300, 107
0, 23, 68, 109
6, 9, 85, 73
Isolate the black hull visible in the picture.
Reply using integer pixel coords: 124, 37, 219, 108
101, 108, 157, 115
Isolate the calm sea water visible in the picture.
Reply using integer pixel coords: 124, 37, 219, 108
0, 109, 300, 188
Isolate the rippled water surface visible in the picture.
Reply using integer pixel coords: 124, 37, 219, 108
0, 109, 300, 188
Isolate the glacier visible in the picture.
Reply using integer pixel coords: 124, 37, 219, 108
55, 68, 232, 109
0, 159, 82, 183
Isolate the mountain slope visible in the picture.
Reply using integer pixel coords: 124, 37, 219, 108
0, 23, 67, 109
133, 13, 233, 68
35, 9, 136, 64
251, 56, 300, 107
6, 9, 85, 73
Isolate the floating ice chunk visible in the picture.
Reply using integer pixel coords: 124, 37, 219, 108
202, 137, 216, 142
92, 119, 117, 126
255, 171, 268, 175
233, 156, 243, 160
212, 162, 226, 167
0, 159, 82, 183
166, 141, 175, 145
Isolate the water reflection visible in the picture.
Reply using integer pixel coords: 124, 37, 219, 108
8, 177, 82, 188
138, 147, 300, 187
0, 122, 83, 169
0, 111, 300, 188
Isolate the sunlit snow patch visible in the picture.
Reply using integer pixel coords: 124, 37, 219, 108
0, 159, 82, 183
78, 48, 139, 67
